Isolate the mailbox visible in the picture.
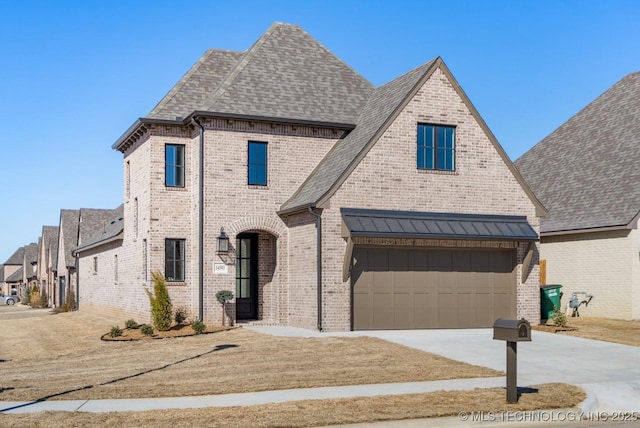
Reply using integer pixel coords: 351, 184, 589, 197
493, 318, 531, 342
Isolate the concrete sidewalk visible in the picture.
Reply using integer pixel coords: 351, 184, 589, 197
0, 377, 507, 414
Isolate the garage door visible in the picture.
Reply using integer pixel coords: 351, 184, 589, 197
352, 247, 516, 330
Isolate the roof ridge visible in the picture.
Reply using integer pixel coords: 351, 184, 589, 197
202, 24, 281, 111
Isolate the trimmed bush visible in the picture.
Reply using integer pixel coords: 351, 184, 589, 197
174, 307, 188, 325
140, 324, 154, 336
551, 307, 567, 327
145, 272, 173, 331
215, 290, 234, 326
125, 319, 139, 329
109, 326, 123, 337
191, 320, 206, 334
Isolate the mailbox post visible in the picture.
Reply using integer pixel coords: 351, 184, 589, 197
493, 318, 531, 403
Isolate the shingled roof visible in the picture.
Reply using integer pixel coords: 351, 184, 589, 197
3, 246, 24, 265
73, 205, 124, 254
40, 225, 59, 268
59, 209, 80, 269
5, 266, 23, 283
114, 23, 374, 151
516, 71, 640, 234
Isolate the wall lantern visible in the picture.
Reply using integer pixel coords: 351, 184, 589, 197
217, 227, 229, 254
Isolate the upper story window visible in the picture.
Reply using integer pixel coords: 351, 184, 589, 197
248, 141, 267, 186
165, 144, 185, 187
417, 124, 456, 171
165, 238, 185, 282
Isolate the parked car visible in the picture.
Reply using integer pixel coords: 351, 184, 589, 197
0, 294, 18, 305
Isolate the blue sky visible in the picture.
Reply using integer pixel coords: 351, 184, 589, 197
1, 0, 638, 262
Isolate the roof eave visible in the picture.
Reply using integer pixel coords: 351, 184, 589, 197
349, 231, 537, 242
112, 118, 186, 152
189, 111, 356, 130
71, 231, 124, 256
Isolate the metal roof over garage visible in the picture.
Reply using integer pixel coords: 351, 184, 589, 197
341, 208, 538, 241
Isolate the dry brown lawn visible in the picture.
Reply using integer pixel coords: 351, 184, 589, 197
534, 316, 640, 347
0, 383, 585, 428
0, 308, 501, 402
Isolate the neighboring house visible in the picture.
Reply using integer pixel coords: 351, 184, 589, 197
23, 242, 38, 294
516, 72, 640, 320
54, 208, 120, 307
55, 209, 80, 307
72, 205, 124, 314
107, 23, 544, 331
37, 225, 59, 306
1, 246, 25, 296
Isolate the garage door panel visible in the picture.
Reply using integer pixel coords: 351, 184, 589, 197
352, 247, 516, 330
393, 293, 413, 329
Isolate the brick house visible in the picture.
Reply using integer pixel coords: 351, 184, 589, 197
72, 205, 123, 315
37, 225, 58, 306
516, 72, 640, 320
54, 208, 119, 307
105, 23, 544, 331
1, 246, 26, 296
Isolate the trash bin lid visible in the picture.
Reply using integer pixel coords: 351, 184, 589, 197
540, 284, 562, 290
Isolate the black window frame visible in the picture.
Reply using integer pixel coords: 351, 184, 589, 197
247, 141, 268, 186
165, 238, 185, 282
165, 144, 185, 188
416, 124, 456, 171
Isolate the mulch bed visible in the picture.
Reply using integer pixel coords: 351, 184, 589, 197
532, 324, 578, 333
101, 324, 236, 341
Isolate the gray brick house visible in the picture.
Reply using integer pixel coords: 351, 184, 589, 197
106, 23, 544, 331
516, 72, 640, 320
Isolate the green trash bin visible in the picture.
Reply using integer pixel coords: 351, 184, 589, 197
540, 284, 563, 319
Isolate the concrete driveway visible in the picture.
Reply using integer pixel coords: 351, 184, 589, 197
250, 326, 640, 414
346, 328, 640, 413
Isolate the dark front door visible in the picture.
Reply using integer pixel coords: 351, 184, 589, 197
59, 276, 66, 306
236, 233, 258, 320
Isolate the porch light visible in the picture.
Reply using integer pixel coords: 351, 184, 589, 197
217, 228, 229, 253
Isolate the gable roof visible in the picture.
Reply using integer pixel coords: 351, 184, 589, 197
73, 205, 124, 255
5, 266, 23, 283
516, 71, 640, 234
280, 59, 437, 212
41, 225, 59, 266
3, 246, 24, 265
281, 58, 546, 216
114, 23, 373, 151
59, 209, 80, 269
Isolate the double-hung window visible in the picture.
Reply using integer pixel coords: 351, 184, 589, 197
417, 124, 456, 171
248, 141, 267, 186
165, 239, 185, 282
165, 144, 185, 187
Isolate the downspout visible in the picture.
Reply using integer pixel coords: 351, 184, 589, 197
75, 254, 79, 310
191, 117, 205, 322
308, 206, 323, 331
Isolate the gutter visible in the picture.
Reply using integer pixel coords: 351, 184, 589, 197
308, 206, 323, 331
191, 117, 205, 322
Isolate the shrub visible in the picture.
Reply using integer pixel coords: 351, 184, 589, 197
174, 306, 188, 325
29, 285, 41, 307
145, 272, 173, 331
551, 307, 567, 328
60, 289, 77, 312
215, 290, 234, 326
39, 288, 49, 308
140, 324, 154, 336
109, 326, 123, 337
125, 319, 139, 329
22, 286, 32, 305
191, 320, 206, 334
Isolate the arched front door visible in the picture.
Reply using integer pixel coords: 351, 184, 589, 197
236, 233, 258, 320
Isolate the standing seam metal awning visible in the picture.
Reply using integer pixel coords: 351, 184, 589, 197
341, 208, 538, 241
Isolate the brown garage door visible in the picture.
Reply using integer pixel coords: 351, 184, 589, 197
352, 247, 516, 330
